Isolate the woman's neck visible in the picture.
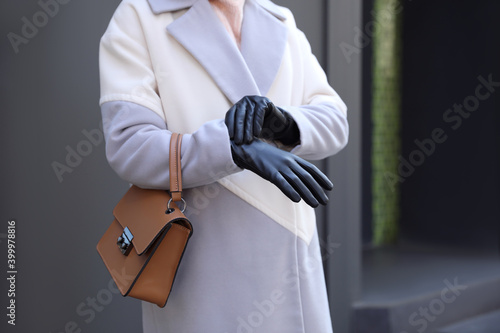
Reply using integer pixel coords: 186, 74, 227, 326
209, 0, 246, 48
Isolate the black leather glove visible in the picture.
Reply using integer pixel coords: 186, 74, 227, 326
225, 95, 300, 145
230, 139, 333, 207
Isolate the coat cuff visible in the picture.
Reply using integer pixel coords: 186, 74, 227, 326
281, 104, 349, 160
181, 119, 243, 187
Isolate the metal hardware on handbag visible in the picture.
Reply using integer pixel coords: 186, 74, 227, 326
167, 198, 186, 213
117, 227, 134, 255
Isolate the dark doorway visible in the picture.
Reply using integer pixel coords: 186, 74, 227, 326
400, 0, 500, 251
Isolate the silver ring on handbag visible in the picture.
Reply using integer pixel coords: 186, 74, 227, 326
167, 198, 187, 213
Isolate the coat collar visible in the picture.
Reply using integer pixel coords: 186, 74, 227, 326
149, 0, 288, 104
147, 0, 287, 21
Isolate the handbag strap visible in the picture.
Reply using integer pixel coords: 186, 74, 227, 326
169, 133, 183, 202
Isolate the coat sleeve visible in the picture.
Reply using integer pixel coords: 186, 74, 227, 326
278, 15, 349, 160
99, 2, 240, 190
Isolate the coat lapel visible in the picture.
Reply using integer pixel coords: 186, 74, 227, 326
148, 0, 197, 13
167, 0, 259, 104
151, 0, 288, 103
240, 0, 287, 97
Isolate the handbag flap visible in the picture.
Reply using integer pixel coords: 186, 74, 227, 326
113, 185, 189, 256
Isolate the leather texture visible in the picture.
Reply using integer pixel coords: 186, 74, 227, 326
230, 139, 333, 208
169, 133, 183, 202
97, 133, 193, 307
224, 95, 299, 145
262, 105, 300, 145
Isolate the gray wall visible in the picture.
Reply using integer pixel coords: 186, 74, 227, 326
0, 0, 362, 332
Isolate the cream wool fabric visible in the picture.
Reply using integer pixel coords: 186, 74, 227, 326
99, 0, 348, 245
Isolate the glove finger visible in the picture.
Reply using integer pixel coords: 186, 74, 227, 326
292, 166, 329, 206
297, 159, 334, 191
225, 105, 236, 139
233, 99, 251, 145
244, 99, 257, 144
281, 170, 319, 208
262, 103, 289, 139
269, 104, 287, 124
272, 172, 302, 203
252, 100, 271, 138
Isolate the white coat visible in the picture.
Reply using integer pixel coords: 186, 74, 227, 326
99, 0, 348, 332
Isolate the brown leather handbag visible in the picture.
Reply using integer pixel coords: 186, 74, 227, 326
97, 133, 193, 307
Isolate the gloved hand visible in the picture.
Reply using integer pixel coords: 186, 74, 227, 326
225, 95, 300, 145
230, 139, 333, 207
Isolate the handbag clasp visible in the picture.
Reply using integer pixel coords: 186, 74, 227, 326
117, 227, 134, 255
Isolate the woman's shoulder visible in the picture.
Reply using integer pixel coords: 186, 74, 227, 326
106, 0, 177, 32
